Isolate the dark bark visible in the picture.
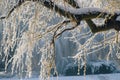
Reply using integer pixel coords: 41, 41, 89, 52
64, 0, 103, 33
0, 0, 120, 33
64, 0, 79, 8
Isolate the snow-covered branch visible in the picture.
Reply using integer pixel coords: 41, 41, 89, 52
42, 0, 120, 33
0, 0, 120, 33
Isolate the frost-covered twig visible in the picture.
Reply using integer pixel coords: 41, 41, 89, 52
1, 0, 120, 33
0, 0, 25, 19
54, 23, 79, 39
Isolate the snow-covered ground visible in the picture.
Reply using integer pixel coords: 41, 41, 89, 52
1, 73, 120, 80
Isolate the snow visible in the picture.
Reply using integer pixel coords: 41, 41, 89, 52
0, 73, 120, 80
0, 0, 120, 80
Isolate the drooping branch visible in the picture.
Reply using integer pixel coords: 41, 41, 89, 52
0, 0, 120, 33
43, 1, 111, 20
51, 20, 71, 43
0, 0, 112, 21
54, 23, 79, 39
0, 0, 25, 19
42, 0, 120, 32
42, 1, 120, 32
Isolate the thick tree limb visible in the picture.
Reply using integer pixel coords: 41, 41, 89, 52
44, 0, 120, 33
64, 0, 100, 33
0, 0, 120, 33
43, 1, 110, 20
86, 19, 113, 33
42, 0, 120, 32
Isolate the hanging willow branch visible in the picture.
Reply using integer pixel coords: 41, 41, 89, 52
0, 0, 120, 33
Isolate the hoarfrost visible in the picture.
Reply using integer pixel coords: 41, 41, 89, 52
0, 0, 120, 80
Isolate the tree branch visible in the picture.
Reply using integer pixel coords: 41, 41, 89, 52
0, 0, 120, 33
52, 20, 71, 42
0, 0, 25, 19
64, 0, 79, 8
55, 23, 79, 39
42, 0, 120, 32
64, 0, 100, 33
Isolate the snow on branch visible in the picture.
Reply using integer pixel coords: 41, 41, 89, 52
0, 0, 120, 33
42, 0, 120, 33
